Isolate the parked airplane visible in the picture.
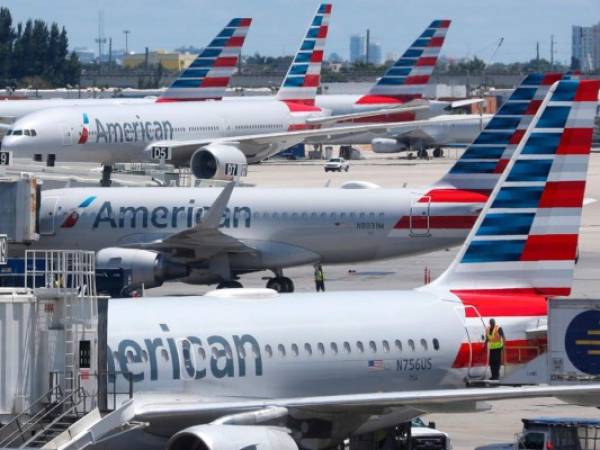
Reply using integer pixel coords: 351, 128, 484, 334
2, 4, 419, 178
0, 18, 252, 126
11, 73, 574, 293
98, 79, 600, 450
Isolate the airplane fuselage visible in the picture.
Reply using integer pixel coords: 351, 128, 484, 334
23, 186, 484, 281
1, 100, 324, 164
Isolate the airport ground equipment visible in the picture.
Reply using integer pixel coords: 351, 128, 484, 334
0, 174, 39, 243
475, 417, 600, 450
0, 250, 137, 449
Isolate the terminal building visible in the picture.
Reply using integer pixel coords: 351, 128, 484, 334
572, 22, 600, 72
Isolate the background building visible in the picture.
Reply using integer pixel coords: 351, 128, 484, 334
122, 50, 198, 71
367, 41, 383, 65
349, 34, 365, 63
572, 22, 600, 72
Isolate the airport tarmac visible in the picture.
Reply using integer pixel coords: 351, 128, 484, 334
4, 149, 600, 449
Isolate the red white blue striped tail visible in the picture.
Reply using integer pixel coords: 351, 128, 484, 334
427, 79, 599, 298
355, 20, 450, 105
437, 73, 570, 192
157, 18, 251, 102
275, 4, 331, 106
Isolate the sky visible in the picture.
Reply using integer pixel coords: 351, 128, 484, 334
3, 0, 599, 64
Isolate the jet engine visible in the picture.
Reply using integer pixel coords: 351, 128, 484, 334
167, 424, 298, 450
190, 144, 248, 180
95, 248, 188, 289
371, 138, 407, 154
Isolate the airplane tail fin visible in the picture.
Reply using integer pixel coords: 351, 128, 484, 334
435, 72, 568, 192
357, 20, 450, 104
157, 18, 251, 102
426, 79, 599, 297
275, 4, 331, 106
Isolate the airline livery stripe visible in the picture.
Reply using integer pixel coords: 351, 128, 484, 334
538, 181, 586, 208
521, 234, 578, 261
557, 128, 595, 154
419, 189, 489, 203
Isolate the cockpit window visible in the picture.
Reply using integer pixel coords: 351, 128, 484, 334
12, 129, 22, 136
5, 129, 11, 135
30, 129, 37, 136
24, 130, 30, 136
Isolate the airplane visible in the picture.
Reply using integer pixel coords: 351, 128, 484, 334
1, 4, 427, 178
96, 78, 600, 450
9, 72, 574, 293
0, 18, 252, 128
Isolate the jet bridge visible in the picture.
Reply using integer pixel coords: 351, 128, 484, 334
0, 250, 137, 449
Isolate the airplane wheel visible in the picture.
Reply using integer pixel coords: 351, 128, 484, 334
267, 277, 294, 293
216, 281, 243, 289
418, 149, 429, 159
433, 147, 443, 158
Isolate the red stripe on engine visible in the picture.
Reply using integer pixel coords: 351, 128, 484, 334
557, 128, 594, 155
451, 289, 548, 317
419, 189, 490, 203
282, 100, 320, 111
521, 234, 579, 261
538, 181, 586, 208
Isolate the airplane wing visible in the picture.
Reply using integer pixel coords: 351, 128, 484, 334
306, 100, 431, 127
134, 384, 600, 422
145, 120, 425, 164
449, 98, 485, 109
126, 183, 254, 259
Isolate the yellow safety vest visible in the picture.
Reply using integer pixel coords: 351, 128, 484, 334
315, 269, 324, 282
487, 325, 503, 350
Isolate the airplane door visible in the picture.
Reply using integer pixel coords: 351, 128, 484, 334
409, 196, 430, 237
39, 197, 60, 235
459, 305, 488, 380
62, 124, 74, 146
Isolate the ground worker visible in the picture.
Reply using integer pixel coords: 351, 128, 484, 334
314, 264, 325, 292
485, 318, 505, 380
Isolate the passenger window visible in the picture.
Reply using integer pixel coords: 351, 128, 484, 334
197, 346, 206, 360
304, 343, 312, 356
433, 339, 440, 351
330, 342, 338, 355
161, 348, 170, 361
408, 339, 415, 351
211, 347, 218, 359
420, 339, 428, 350
356, 341, 364, 353
382, 340, 390, 353
395, 339, 402, 351
369, 341, 377, 353
343, 341, 351, 353
237, 344, 246, 359
141, 350, 148, 362
278, 344, 286, 357
291, 343, 299, 357
265, 344, 273, 358
317, 342, 325, 355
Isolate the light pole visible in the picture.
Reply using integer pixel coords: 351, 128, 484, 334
123, 30, 131, 54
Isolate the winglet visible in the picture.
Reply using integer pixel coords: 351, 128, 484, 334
157, 18, 252, 102
201, 182, 236, 228
275, 4, 331, 106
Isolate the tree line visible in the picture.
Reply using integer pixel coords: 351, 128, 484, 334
0, 7, 81, 88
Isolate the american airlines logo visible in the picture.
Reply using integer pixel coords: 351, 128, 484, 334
91, 201, 251, 229
94, 118, 174, 144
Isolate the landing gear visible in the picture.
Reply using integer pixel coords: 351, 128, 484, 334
266, 277, 294, 293
216, 280, 243, 289
432, 147, 444, 158
417, 148, 429, 159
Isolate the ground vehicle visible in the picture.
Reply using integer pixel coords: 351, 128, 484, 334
324, 157, 350, 172
475, 417, 600, 450
411, 417, 452, 450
